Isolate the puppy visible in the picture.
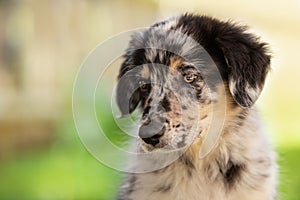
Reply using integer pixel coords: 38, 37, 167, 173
116, 13, 277, 200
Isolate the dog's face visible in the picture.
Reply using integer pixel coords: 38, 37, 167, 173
116, 14, 270, 152
118, 58, 212, 151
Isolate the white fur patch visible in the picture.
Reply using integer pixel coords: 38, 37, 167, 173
229, 79, 237, 95
245, 82, 260, 102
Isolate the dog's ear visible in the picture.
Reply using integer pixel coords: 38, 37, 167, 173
116, 52, 142, 117
216, 24, 271, 107
116, 78, 141, 117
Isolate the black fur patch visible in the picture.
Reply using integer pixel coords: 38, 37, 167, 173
200, 114, 208, 120
142, 106, 151, 118
180, 155, 194, 167
195, 87, 202, 100
126, 175, 137, 195
117, 175, 137, 200
154, 183, 173, 193
161, 95, 171, 112
219, 160, 245, 188
235, 110, 249, 126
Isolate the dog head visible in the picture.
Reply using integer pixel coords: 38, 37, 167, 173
116, 14, 270, 151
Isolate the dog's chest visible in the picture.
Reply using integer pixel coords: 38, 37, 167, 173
120, 145, 275, 200
125, 168, 269, 200
126, 163, 226, 200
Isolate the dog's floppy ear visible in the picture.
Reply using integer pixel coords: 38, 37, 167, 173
116, 76, 141, 117
216, 24, 271, 107
116, 51, 142, 117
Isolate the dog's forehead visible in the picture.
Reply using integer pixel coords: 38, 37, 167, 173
139, 57, 192, 81
130, 30, 208, 79
129, 20, 201, 65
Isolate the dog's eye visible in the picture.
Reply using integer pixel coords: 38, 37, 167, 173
184, 74, 197, 83
139, 80, 148, 92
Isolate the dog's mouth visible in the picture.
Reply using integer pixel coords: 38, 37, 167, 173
140, 138, 176, 152
140, 139, 166, 152
139, 135, 191, 153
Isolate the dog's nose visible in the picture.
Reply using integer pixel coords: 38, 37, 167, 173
138, 121, 165, 146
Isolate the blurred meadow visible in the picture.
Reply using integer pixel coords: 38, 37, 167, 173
0, 0, 300, 199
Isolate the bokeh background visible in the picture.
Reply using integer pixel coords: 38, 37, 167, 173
1, 0, 300, 199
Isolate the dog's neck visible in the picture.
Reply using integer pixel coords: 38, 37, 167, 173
184, 105, 250, 166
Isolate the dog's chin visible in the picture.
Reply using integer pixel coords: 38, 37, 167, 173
140, 143, 156, 152
140, 140, 188, 153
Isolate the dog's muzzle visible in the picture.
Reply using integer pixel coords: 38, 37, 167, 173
138, 119, 165, 146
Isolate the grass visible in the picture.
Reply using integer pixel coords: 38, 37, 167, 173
0, 118, 123, 200
278, 146, 300, 200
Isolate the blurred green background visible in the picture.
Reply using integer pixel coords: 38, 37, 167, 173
0, 0, 300, 199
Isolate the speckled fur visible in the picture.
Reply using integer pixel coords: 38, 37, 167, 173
116, 14, 277, 200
